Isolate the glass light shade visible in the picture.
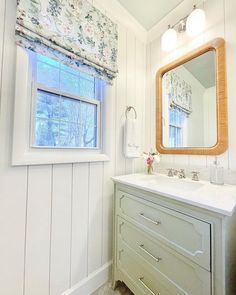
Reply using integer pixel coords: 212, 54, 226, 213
161, 28, 177, 52
186, 8, 206, 36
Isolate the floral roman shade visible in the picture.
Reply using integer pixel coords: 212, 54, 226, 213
165, 71, 192, 115
16, 0, 118, 83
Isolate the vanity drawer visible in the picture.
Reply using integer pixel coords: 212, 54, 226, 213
117, 240, 211, 295
117, 216, 211, 295
117, 190, 211, 270
117, 241, 186, 295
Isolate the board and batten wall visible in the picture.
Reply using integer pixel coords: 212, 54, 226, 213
146, 0, 236, 183
0, 1, 146, 295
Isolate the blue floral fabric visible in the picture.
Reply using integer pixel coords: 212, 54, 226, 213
165, 71, 192, 114
16, 0, 118, 83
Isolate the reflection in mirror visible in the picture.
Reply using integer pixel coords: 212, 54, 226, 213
162, 51, 217, 148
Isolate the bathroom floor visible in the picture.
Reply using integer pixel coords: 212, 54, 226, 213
92, 282, 133, 295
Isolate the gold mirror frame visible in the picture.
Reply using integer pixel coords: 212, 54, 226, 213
156, 38, 228, 155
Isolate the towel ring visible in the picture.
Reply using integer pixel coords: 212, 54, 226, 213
125, 106, 137, 119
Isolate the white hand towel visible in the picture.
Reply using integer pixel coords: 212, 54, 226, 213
124, 118, 140, 158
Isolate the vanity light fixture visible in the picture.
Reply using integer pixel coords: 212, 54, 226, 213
161, 4, 206, 52
161, 25, 177, 52
186, 5, 206, 36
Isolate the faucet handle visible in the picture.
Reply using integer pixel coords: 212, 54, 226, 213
178, 169, 186, 179
191, 171, 200, 181
167, 168, 174, 177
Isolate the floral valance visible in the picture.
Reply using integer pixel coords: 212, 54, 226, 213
16, 0, 118, 83
165, 71, 192, 115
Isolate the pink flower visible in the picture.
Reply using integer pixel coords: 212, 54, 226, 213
103, 47, 111, 59
84, 24, 94, 37
143, 151, 160, 174
40, 16, 51, 29
146, 155, 154, 166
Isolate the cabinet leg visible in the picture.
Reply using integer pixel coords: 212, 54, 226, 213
111, 280, 118, 290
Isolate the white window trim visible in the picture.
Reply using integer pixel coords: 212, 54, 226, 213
12, 46, 110, 166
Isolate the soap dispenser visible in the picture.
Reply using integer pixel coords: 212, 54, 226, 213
210, 157, 224, 185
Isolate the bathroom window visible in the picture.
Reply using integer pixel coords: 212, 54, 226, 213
12, 47, 109, 165
32, 53, 104, 149
169, 108, 187, 147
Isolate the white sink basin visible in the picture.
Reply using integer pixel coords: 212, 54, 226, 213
133, 173, 204, 192
147, 175, 204, 192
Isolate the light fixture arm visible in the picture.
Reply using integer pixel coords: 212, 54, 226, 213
167, 3, 203, 33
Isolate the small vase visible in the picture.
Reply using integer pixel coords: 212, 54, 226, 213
147, 165, 154, 175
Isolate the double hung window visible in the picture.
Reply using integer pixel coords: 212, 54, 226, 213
31, 53, 104, 149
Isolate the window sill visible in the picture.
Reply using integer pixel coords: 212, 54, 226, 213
12, 151, 109, 166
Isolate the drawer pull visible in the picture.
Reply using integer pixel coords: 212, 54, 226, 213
139, 213, 161, 225
139, 277, 160, 295
139, 244, 162, 262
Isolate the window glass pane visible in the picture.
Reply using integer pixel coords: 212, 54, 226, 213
169, 108, 187, 148
60, 71, 79, 96
169, 109, 174, 125
35, 119, 59, 147
79, 78, 95, 99
80, 101, 97, 147
36, 91, 60, 119
61, 96, 80, 123
37, 62, 60, 88
60, 123, 80, 147
60, 63, 79, 76
95, 79, 106, 101
59, 122, 70, 146
80, 72, 95, 82
169, 126, 173, 147
37, 54, 59, 67
70, 123, 81, 147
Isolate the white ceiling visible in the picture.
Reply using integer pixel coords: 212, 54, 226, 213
117, 0, 184, 30
184, 51, 216, 89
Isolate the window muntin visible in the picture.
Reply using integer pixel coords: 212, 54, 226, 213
31, 53, 104, 149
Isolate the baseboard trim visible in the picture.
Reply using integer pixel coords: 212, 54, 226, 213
62, 261, 112, 295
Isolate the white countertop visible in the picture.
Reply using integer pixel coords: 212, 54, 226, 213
112, 173, 236, 216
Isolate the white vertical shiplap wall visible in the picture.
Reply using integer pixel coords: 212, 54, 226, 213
146, 0, 236, 182
5, 0, 236, 293
0, 1, 146, 295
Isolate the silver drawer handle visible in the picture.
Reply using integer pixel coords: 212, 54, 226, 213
139, 244, 162, 262
139, 213, 161, 225
139, 277, 160, 295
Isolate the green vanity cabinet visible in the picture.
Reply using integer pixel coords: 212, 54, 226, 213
112, 176, 236, 295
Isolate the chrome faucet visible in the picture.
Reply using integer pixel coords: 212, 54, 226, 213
191, 171, 200, 181
173, 169, 178, 176
167, 168, 186, 178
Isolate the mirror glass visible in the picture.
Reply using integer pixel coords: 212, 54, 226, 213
162, 51, 217, 148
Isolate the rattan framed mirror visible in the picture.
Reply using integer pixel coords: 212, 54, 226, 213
156, 38, 228, 155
